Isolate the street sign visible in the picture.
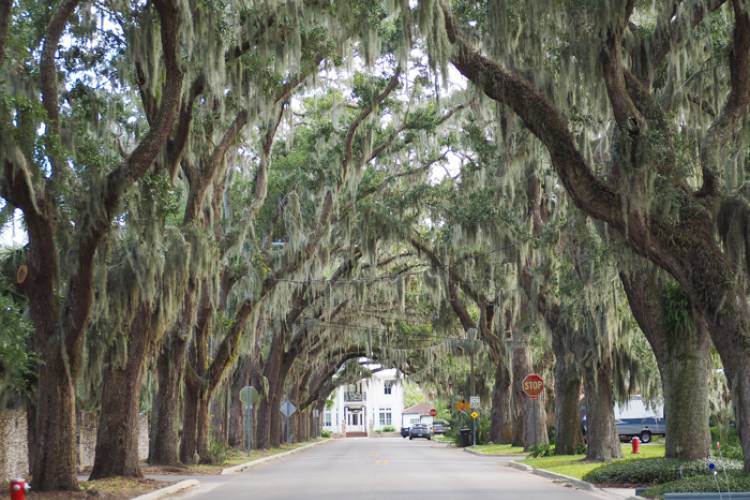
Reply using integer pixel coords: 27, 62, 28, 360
454, 400, 468, 412
429, 408, 437, 417
470, 411, 479, 419
239, 386, 259, 407
280, 399, 297, 417
469, 395, 480, 408
313, 409, 320, 418
522, 373, 545, 400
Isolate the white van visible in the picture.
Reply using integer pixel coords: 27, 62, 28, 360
614, 396, 665, 443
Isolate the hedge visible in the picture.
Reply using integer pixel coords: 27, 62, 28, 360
642, 471, 750, 498
583, 457, 743, 485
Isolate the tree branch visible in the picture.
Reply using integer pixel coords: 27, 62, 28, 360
699, 0, 750, 197
342, 70, 401, 182
0, 0, 11, 66
63, 0, 184, 369
632, 0, 727, 84
441, 4, 622, 228
40, 0, 81, 185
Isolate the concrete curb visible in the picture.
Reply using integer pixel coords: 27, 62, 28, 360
508, 461, 533, 472
509, 461, 595, 491
463, 447, 525, 458
131, 479, 200, 500
220, 439, 330, 475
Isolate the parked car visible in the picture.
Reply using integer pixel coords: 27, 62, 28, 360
432, 420, 449, 434
409, 423, 432, 440
400, 426, 410, 438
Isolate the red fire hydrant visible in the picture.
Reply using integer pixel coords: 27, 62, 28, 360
9, 478, 30, 500
631, 436, 641, 454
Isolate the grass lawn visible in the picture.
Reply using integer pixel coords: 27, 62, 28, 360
521, 443, 666, 480
433, 434, 453, 443
470, 444, 527, 455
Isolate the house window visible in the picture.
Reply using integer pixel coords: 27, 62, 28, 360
379, 408, 392, 426
384, 380, 395, 395
325, 411, 332, 427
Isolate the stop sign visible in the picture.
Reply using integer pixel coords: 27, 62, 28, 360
429, 408, 437, 417
522, 373, 544, 400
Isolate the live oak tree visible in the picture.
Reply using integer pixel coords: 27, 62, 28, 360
0, 1, 185, 490
408, 0, 750, 470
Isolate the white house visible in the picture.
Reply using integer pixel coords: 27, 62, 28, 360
323, 367, 404, 436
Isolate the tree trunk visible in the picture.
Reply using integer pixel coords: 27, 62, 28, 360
228, 357, 252, 448
270, 385, 284, 447
32, 351, 79, 490
511, 327, 530, 447
583, 359, 621, 461
149, 332, 188, 465
620, 269, 711, 459
289, 384, 300, 443
180, 381, 199, 464
552, 331, 583, 455
723, 356, 750, 473
90, 308, 154, 479
256, 396, 272, 449
490, 362, 513, 444
661, 337, 711, 458
196, 391, 211, 462
523, 396, 548, 450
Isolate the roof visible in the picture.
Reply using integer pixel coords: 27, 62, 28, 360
402, 402, 433, 415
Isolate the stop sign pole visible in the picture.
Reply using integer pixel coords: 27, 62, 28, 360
522, 374, 545, 446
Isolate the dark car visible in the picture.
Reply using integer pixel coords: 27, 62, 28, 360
409, 423, 432, 440
400, 426, 410, 438
432, 420, 449, 434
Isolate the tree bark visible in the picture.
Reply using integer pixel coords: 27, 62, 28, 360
662, 337, 711, 458
551, 330, 583, 455
31, 348, 78, 490
620, 268, 711, 459
90, 307, 154, 479
255, 396, 272, 450
228, 356, 252, 448
582, 359, 622, 461
289, 384, 300, 443
180, 381, 199, 464
149, 332, 188, 465
490, 361, 513, 444
196, 391, 211, 462
511, 326, 530, 448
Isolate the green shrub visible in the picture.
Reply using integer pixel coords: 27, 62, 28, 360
529, 443, 555, 458
574, 441, 587, 455
382, 425, 395, 432
642, 471, 750, 498
711, 425, 744, 461
375, 429, 383, 433
321, 430, 332, 438
583, 457, 743, 485
201, 441, 228, 465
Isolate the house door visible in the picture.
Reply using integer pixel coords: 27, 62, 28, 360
347, 411, 365, 432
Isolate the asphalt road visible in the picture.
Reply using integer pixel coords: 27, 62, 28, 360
174, 437, 623, 500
